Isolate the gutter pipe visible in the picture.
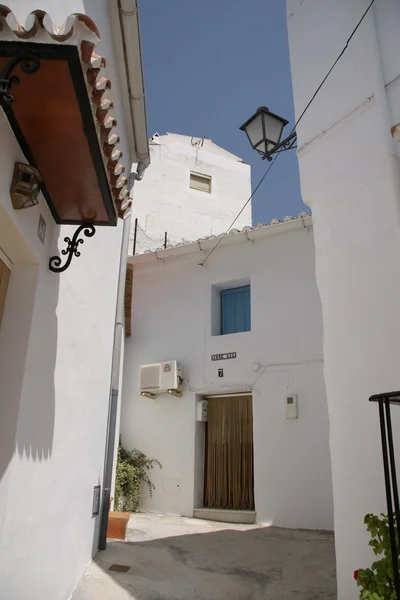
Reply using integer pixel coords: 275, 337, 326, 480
118, 0, 150, 168
98, 208, 131, 551
98, 173, 141, 551
98, 0, 150, 550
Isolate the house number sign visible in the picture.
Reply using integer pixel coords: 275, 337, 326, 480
211, 352, 237, 361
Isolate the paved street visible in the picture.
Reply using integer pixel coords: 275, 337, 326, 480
72, 513, 336, 600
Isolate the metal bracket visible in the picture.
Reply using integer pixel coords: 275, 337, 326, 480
49, 224, 96, 273
140, 391, 156, 399
0, 51, 40, 105
262, 131, 298, 162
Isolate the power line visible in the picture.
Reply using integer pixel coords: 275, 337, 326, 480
200, 0, 377, 267
199, 157, 278, 266
291, 0, 377, 135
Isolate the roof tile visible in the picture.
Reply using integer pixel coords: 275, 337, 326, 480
140, 212, 311, 254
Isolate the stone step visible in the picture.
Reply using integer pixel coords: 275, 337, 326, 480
193, 508, 256, 524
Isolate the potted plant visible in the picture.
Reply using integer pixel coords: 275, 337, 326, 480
114, 443, 161, 512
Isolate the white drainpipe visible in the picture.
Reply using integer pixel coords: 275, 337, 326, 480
118, 0, 149, 174
98, 0, 149, 549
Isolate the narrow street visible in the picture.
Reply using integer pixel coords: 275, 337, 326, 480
72, 513, 336, 600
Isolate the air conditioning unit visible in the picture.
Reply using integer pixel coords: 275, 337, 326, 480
140, 361, 183, 395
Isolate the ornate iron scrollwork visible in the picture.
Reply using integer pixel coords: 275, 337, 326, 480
264, 131, 298, 161
49, 224, 96, 273
0, 51, 40, 104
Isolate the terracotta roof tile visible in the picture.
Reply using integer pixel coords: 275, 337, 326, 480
141, 212, 311, 254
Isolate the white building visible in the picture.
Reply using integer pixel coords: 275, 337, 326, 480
286, 1, 400, 598
0, 2, 148, 599
131, 132, 252, 254
122, 214, 334, 531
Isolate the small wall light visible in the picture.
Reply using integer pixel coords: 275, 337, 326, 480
10, 162, 42, 210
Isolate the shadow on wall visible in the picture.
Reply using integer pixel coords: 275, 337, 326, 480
82, 525, 337, 600
0, 260, 58, 480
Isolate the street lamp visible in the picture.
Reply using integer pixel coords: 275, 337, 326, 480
239, 106, 297, 161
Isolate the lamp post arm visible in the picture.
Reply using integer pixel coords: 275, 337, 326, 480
262, 130, 297, 161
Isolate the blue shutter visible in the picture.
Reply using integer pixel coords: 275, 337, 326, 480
221, 286, 251, 335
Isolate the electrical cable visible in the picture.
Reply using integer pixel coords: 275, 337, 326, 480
182, 379, 251, 394
250, 359, 324, 390
290, 0, 377, 136
199, 157, 278, 266
137, 223, 164, 244
200, 0, 377, 267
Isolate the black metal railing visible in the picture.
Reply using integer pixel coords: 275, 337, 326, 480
370, 391, 400, 598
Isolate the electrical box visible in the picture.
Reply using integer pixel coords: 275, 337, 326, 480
140, 361, 182, 394
285, 394, 298, 419
196, 400, 208, 422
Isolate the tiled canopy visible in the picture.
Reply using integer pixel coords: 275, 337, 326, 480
0, 6, 131, 225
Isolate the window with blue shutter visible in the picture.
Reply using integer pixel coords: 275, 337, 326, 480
221, 285, 251, 335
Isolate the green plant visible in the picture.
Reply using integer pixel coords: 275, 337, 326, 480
354, 513, 399, 600
114, 443, 161, 512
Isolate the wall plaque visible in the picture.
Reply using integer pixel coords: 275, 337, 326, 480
211, 352, 237, 361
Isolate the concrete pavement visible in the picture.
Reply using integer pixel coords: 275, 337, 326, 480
71, 513, 336, 600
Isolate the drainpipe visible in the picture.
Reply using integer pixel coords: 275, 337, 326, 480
134, 160, 146, 180
98, 0, 149, 549
98, 172, 140, 551
117, 0, 150, 168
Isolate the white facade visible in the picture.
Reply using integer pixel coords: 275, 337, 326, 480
122, 216, 334, 531
131, 132, 252, 254
286, 1, 400, 598
0, 2, 147, 599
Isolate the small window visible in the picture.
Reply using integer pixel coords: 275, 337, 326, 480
221, 285, 251, 335
190, 172, 211, 193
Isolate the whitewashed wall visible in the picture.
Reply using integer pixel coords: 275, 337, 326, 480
131, 133, 252, 254
286, 1, 400, 598
0, 2, 132, 599
122, 223, 334, 530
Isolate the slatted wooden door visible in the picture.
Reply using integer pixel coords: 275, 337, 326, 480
0, 258, 10, 329
204, 395, 255, 511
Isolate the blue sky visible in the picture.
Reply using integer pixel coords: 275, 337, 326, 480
139, 1, 305, 225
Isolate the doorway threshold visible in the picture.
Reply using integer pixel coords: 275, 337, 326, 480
193, 508, 256, 525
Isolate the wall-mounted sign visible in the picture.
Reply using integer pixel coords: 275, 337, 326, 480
211, 352, 237, 361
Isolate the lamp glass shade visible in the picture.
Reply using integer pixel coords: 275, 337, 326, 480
244, 111, 264, 149
263, 111, 286, 146
240, 107, 289, 156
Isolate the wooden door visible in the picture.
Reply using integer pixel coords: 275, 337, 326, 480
0, 258, 10, 329
204, 395, 254, 511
